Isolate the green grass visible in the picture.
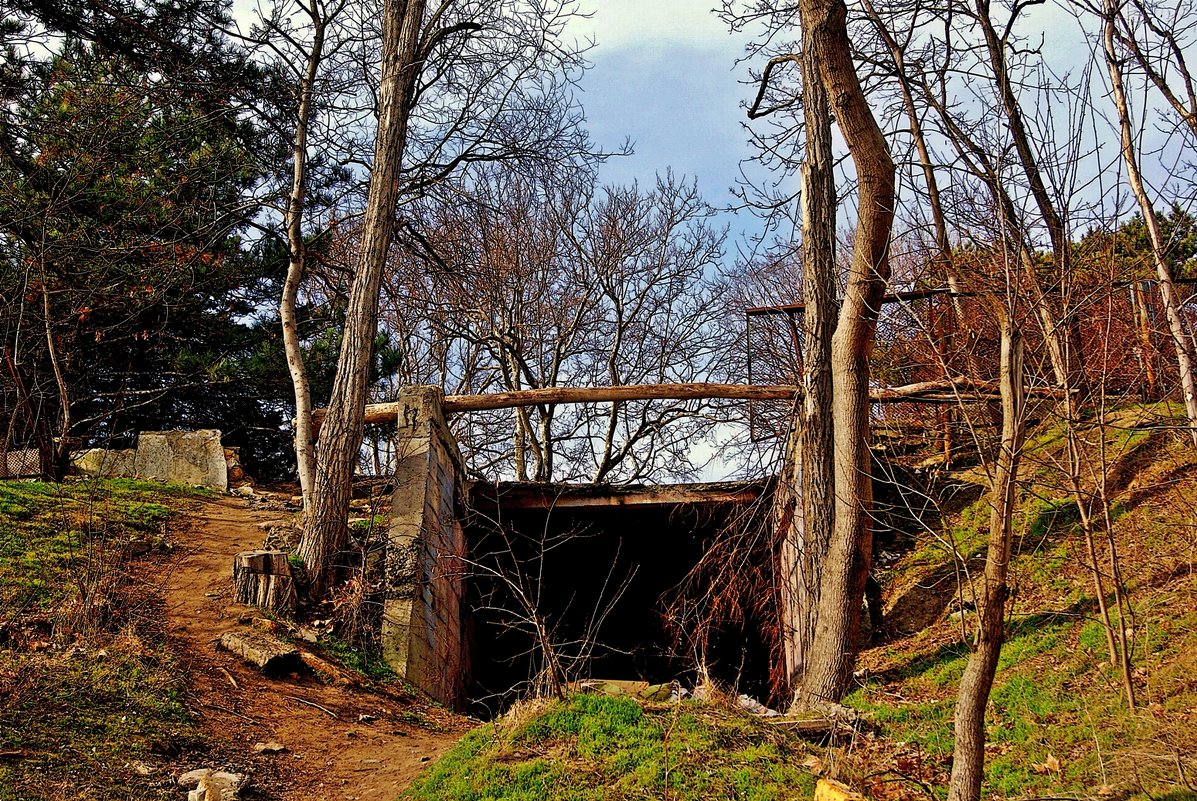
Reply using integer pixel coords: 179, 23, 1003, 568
0, 478, 206, 614
405, 694, 816, 801
846, 686, 956, 757
0, 645, 199, 799
904, 495, 991, 569
315, 634, 402, 684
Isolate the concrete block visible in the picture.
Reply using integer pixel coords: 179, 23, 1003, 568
70, 448, 137, 478
134, 430, 227, 490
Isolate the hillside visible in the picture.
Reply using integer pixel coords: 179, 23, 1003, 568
405, 692, 819, 801
405, 402, 1197, 800
3, 401, 1197, 801
844, 402, 1197, 800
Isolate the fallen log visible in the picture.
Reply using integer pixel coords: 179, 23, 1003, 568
444, 382, 803, 412
308, 383, 798, 430
297, 649, 362, 688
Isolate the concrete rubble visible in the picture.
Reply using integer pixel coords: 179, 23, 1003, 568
177, 768, 246, 801
69, 429, 233, 490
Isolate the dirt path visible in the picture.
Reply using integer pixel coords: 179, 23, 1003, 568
164, 493, 467, 800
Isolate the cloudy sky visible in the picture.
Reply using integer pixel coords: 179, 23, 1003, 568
569, 2, 757, 221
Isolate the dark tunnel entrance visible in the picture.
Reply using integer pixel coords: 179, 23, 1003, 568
462, 481, 778, 718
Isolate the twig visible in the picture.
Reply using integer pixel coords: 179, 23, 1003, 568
863, 771, 938, 799
202, 703, 258, 724
290, 695, 339, 719
219, 667, 239, 690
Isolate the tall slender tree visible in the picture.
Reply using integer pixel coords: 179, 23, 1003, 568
729, 0, 896, 706
296, 0, 593, 596
1097, 0, 1197, 446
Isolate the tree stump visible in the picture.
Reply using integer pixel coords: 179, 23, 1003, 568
232, 550, 297, 615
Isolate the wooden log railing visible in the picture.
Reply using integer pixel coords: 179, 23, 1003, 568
309, 378, 1056, 431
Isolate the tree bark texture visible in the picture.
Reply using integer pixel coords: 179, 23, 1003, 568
233, 550, 299, 616
778, 21, 836, 690
947, 319, 1026, 801
792, 0, 896, 708
298, 0, 427, 597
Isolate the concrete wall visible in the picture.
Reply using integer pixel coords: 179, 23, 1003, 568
70, 430, 228, 491
70, 448, 138, 479
381, 387, 468, 710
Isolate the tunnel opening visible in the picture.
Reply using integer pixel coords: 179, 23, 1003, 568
461, 481, 779, 718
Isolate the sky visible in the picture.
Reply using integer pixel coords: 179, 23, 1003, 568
225, 0, 764, 237
568, 2, 758, 226
563, 3, 762, 478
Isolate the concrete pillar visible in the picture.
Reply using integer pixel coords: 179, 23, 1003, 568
381, 386, 468, 710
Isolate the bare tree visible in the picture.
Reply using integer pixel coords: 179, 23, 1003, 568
1095, 0, 1197, 446
248, 0, 363, 505
726, 0, 896, 707
766, 21, 838, 695
380, 166, 729, 484
298, 0, 426, 596
297, 0, 593, 596
948, 299, 1027, 801
1111, 0, 1197, 143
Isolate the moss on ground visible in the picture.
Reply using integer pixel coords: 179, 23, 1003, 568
0, 478, 207, 613
404, 693, 817, 801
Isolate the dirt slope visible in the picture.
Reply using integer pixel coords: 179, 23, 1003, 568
164, 493, 467, 800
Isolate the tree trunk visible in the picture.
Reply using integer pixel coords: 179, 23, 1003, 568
778, 20, 836, 690
858, 0, 1000, 432
40, 271, 71, 479
947, 317, 1026, 801
298, 0, 427, 598
792, 0, 896, 708
1102, 5, 1197, 447
280, 10, 327, 507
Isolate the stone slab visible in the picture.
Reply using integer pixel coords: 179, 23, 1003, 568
134, 430, 228, 490
69, 430, 228, 490
70, 448, 137, 478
